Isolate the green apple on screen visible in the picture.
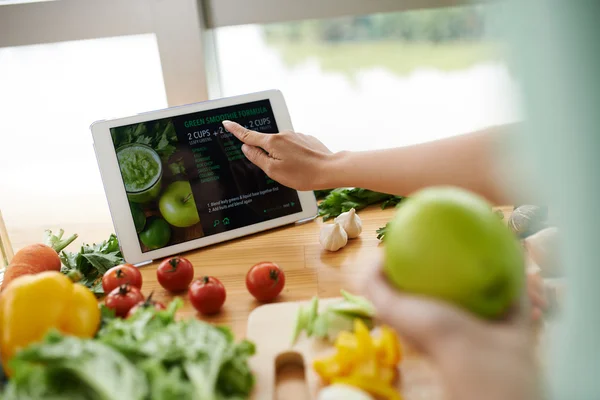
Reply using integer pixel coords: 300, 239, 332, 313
159, 181, 201, 228
383, 186, 524, 319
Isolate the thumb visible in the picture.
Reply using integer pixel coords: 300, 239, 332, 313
241, 144, 272, 172
363, 263, 483, 355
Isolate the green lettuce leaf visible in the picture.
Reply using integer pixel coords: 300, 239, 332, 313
3, 332, 147, 400
97, 298, 255, 399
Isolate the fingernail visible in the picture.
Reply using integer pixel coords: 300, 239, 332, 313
241, 144, 249, 153
222, 120, 234, 126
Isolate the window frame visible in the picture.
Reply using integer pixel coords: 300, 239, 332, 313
0, 0, 215, 107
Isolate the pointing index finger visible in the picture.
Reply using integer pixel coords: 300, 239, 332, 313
222, 120, 268, 148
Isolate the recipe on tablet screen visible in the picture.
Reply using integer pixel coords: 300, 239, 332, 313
110, 99, 302, 253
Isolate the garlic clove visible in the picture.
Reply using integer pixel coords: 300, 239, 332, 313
319, 222, 348, 252
334, 208, 363, 239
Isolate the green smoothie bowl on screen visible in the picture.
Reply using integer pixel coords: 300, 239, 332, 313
116, 144, 163, 203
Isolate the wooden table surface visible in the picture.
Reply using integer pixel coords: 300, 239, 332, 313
137, 205, 514, 338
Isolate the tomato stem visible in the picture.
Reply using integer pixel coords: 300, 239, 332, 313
118, 284, 129, 296
202, 276, 209, 284
168, 258, 179, 272
269, 268, 279, 282
142, 291, 155, 308
116, 269, 125, 279
66, 269, 83, 283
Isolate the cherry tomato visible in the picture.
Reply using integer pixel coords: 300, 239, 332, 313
102, 264, 143, 294
105, 284, 145, 318
188, 276, 226, 315
156, 256, 194, 292
126, 291, 166, 318
246, 262, 285, 302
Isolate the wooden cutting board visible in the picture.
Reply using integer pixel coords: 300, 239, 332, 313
246, 298, 444, 400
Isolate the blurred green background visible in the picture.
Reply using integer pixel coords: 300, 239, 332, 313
261, 5, 503, 76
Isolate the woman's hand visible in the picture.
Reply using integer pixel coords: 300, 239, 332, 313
222, 120, 334, 191
362, 262, 540, 400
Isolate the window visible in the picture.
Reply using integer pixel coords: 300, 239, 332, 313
0, 35, 168, 249
215, 5, 520, 152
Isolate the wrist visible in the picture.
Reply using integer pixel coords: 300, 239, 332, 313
316, 150, 351, 189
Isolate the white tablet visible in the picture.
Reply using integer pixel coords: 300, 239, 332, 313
91, 90, 318, 265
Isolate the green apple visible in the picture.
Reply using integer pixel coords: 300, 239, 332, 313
383, 186, 524, 319
158, 181, 200, 228
139, 217, 171, 250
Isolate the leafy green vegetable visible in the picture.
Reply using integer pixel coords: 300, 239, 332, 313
380, 196, 403, 210
97, 298, 255, 400
59, 234, 124, 295
44, 229, 78, 253
3, 331, 148, 400
316, 188, 403, 221
1, 300, 256, 400
376, 223, 389, 241
291, 291, 375, 344
313, 189, 333, 200
111, 120, 178, 162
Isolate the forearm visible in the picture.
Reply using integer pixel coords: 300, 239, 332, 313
323, 125, 514, 205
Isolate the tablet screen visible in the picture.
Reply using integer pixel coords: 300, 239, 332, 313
110, 99, 302, 252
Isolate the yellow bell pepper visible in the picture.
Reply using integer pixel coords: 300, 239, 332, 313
0, 271, 100, 373
374, 326, 402, 367
313, 319, 404, 400
333, 375, 403, 400
313, 354, 343, 383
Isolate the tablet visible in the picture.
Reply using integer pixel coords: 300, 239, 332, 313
91, 90, 318, 265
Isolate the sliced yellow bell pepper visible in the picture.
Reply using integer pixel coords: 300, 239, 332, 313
335, 330, 358, 351
313, 319, 404, 399
313, 354, 343, 383
374, 326, 403, 367
333, 375, 403, 400
378, 366, 398, 385
355, 319, 375, 360
0, 271, 100, 374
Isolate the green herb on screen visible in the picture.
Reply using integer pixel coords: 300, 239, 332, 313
111, 120, 178, 163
